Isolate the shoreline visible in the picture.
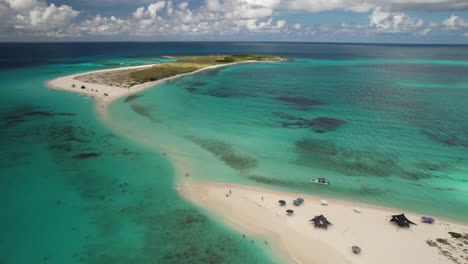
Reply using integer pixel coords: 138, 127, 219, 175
46, 59, 272, 110
180, 180, 468, 264
46, 60, 468, 264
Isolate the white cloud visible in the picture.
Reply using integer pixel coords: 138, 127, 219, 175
1, 0, 468, 40
285, 0, 468, 13
75, 15, 129, 35
5, 0, 37, 11
442, 15, 468, 30
419, 27, 432, 35
4, 0, 79, 33
369, 7, 423, 33
178, 2, 188, 10
147, 1, 165, 19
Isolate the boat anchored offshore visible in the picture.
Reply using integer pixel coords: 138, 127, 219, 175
310, 178, 329, 185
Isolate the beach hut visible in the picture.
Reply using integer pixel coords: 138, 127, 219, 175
310, 214, 332, 229
352, 246, 361, 254
390, 213, 416, 228
421, 216, 435, 224
286, 209, 294, 215
278, 200, 286, 206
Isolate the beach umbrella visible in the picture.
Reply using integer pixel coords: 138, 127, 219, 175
286, 209, 294, 215
310, 214, 332, 229
297, 198, 304, 203
293, 200, 301, 206
278, 200, 286, 206
390, 213, 416, 228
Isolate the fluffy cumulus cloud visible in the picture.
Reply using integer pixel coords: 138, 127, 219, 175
442, 14, 468, 30
1, 0, 468, 40
369, 7, 423, 33
73, 0, 288, 37
1, 0, 79, 36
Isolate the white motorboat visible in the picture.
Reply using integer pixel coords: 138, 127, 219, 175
310, 178, 329, 185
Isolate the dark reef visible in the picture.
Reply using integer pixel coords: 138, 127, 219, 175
294, 138, 434, 180
275, 112, 346, 133
124, 94, 143, 103
276, 96, 324, 107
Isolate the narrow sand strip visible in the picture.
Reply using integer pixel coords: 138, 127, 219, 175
181, 181, 468, 264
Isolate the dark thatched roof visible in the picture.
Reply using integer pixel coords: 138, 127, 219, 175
310, 214, 332, 229
390, 214, 416, 228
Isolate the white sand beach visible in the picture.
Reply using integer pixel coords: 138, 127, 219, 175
180, 181, 468, 264
46, 60, 262, 109
47, 60, 468, 264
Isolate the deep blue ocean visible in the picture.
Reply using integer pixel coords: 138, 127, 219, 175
1, 42, 468, 264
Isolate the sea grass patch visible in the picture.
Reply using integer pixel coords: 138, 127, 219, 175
279, 114, 346, 133
248, 175, 305, 188
189, 136, 258, 171
123, 94, 143, 103
294, 138, 434, 180
1, 105, 76, 127
130, 104, 159, 123
421, 129, 468, 148
276, 96, 324, 107
73, 152, 101, 159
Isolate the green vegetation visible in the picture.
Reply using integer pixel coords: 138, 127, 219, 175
436, 238, 450, 245
449, 232, 462, 239
130, 63, 200, 84
129, 54, 282, 84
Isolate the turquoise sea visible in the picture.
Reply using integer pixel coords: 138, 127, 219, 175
1, 42, 468, 264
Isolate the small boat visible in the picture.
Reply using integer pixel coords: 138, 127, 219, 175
311, 178, 329, 185
354, 207, 363, 213
320, 199, 328, 206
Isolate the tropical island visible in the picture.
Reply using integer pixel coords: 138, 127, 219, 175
45, 53, 468, 264
47, 55, 284, 104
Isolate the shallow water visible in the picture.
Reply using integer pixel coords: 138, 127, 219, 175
0, 43, 279, 264
2, 42, 468, 264
108, 46, 468, 222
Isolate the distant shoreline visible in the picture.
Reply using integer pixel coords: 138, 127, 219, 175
47, 59, 269, 105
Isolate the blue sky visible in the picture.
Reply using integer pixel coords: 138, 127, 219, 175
1, 0, 468, 43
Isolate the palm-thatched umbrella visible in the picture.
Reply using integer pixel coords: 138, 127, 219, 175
310, 214, 332, 229
390, 214, 416, 228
